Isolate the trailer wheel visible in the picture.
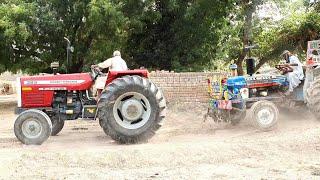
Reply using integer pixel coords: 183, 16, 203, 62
98, 75, 166, 144
249, 100, 279, 131
14, 109, 52, 145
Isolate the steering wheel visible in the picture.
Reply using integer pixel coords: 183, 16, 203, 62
275, 65, 283, 71
91, 66, 103, 80
275, 65, 293, 75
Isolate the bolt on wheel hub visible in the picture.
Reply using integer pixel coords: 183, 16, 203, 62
21, 119, 42, 139
113, 92, 152, 130
257, 108, 274, 125
121, 99, 144, 121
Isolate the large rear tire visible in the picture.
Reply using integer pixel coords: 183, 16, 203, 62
98, 75, 166, 144
249, 100, 279, 131
14, 109, 52, 145
306, 79, 320, 119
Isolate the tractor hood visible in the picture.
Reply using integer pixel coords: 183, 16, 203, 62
244, 74, 288, 88
20, 73, 93, 91
227, 74, 288, 89
227, 76, 247, 89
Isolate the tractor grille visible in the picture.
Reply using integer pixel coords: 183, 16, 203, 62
24, 92, 45, 105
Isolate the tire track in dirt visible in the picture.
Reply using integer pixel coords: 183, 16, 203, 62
1, 104, 320, 178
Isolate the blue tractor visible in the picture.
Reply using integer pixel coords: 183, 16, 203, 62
206, 43, 320, 130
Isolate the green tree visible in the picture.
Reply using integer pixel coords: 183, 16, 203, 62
123, 0, 234, 71
219, 0, 320, 74
215, 0, 291, 75
1, 0, 128, 74
254, 0, 320, 70
0, 0, 35, 73
0, 0, 235, 73
5, 0, 318, 74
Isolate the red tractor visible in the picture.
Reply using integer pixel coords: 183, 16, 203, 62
14, 63, 166, 145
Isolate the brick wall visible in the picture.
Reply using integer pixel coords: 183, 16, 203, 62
1, 72, 224, 103
150, 72, 223, 104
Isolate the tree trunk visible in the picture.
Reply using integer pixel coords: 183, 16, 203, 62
237, 0, 257, 75
236, 52, 246, 75
255, 57, 268, 71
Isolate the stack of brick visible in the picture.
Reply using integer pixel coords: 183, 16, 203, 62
150, 72, 223, 104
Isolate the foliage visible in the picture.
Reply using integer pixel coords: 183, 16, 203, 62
0, 0, 128, 73
0, 0, 320, 74
0, 0, 234, 73
0, 0, 35, 73
254, 0, 320, 70
216, 0, 320, 74
123, 0, 233, 71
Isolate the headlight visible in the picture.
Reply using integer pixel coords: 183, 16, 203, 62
16, 77, 22, 107
240, 88, 249, 99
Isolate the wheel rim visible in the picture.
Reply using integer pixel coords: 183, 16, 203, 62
113, 92, 152, 130
21, 118, 43, 139
256, 107, 274, 126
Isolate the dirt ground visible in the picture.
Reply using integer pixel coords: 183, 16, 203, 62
1, 103, 320, 179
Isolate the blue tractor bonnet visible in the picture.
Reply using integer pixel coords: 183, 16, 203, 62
226, 76, 247, 98
227, 76, 247, 89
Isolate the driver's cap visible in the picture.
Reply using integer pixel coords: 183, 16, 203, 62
281, 50, 290, 57
229, 64, 238, 70
113, 50, 121, 57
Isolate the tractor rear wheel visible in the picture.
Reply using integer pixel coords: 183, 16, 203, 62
306, 79, 320, 119
14, 109, 52, 145
98, 75, 166, 144
249, 100, 279, 131
50, 116, 64, 136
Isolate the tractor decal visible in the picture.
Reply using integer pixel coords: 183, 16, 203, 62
24, 80, 85, 85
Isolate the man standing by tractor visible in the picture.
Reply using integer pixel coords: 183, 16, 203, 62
280, 50, 304, 95
92, 50, 128, 97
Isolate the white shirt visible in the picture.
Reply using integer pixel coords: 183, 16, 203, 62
289, 55, 304, 80
98, 56, 128, 71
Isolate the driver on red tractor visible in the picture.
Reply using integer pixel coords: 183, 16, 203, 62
92, 50, 128, 98
278, 50, 304, 95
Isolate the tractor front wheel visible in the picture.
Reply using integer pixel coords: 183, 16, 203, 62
98, 75, 166, 144
249, 100, 279, 131
14, 109, 52, 145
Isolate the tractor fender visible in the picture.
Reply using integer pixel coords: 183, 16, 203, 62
106, 70, 149, 85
